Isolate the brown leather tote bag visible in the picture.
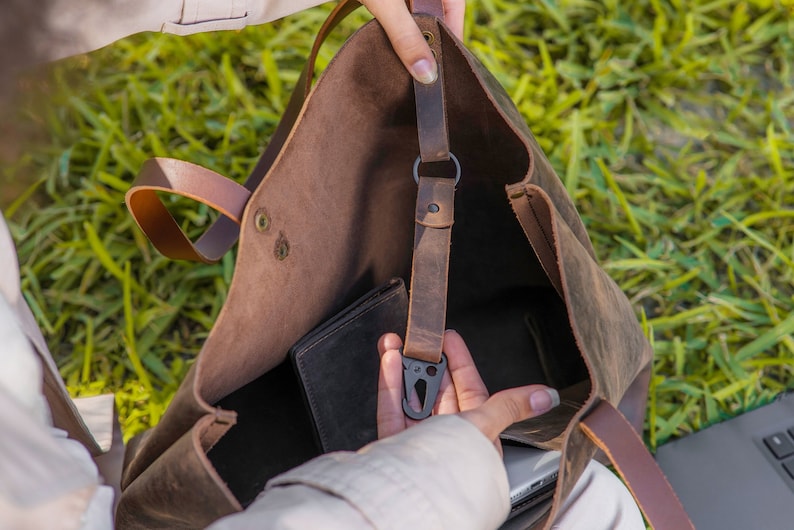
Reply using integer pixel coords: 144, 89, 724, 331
117, 1, 693, 528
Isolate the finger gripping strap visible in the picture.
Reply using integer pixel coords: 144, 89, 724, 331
580, 400, 695, 530
125, 158, 251, 263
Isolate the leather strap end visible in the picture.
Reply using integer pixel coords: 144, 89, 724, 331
580, 400, 695, 530
413, 16, 450, 163
415, 177, 455, 228
411, 0, 445, 18
125, 158, 250, 263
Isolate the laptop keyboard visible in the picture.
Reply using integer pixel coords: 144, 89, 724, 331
763, 429, 794, 480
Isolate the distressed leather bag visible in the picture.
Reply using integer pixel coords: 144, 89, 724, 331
118, 1, 693, 528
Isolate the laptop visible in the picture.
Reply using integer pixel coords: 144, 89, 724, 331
655, 391, 794, 530
503, 444, 561, 513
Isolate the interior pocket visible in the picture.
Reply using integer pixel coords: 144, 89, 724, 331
208, 361, 320, 507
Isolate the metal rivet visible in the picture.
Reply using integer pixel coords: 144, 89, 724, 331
428, 203, 440, 213
510, 191, 525, 199
254, 209, 270, 232
274, 233, 290, 261
422, 31, 435, 45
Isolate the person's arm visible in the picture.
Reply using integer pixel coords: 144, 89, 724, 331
211, 331, 640, 529
41, 0, 464, 85
208, 415, 511, 530
40, 0, 326, 62
0, 219, 114, 530
209, 417, 645, 530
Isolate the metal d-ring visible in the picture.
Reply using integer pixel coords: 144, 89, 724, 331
413, 152, 461, 185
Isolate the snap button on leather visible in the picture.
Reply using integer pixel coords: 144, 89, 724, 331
255, 209, 270, 232
274, 233, 290, 260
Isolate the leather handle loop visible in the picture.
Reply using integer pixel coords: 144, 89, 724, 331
128, 1, 450, 262
125, 158, 251, 263
580, 400, 695, 530
127, 2, 362, 262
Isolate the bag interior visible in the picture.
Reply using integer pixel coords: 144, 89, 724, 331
208, 23, 590, 508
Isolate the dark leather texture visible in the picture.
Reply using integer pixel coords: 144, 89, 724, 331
117, 1, 688, 528
404, 176, 456, 363
290, 278, 408, 453
413, 15, 450, 162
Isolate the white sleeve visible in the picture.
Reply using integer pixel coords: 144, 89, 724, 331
0, 290, 113, 530
0, 214, 118, 530
552, 460, 645, 529
42, 0, 330, 62
209, 412, 645, 530
209, 415, 511, 530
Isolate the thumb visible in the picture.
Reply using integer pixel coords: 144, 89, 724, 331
459, 386, 560, 442
362, 0, 438, 84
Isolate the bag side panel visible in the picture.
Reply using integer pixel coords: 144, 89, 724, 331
194, 21, 420, 408
116, 415, 240, 529
121, 365, 213, 488
438, 24, 596, 260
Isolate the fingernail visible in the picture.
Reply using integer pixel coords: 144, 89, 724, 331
530, 388, 560, 414
411, 58, 438, 84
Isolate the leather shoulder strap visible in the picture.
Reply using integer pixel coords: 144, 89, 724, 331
411, 0, 444, 17
403, 3, 452, 363
403, 175, 455, 362
412, 2, 449, 162
580, 400, 695, 530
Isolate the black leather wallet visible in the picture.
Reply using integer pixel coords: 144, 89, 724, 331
289, 278, 408, 453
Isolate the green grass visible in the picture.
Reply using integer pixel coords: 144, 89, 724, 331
3, 0, 793, 447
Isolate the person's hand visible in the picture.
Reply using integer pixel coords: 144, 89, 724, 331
361, 0, 465, 84
377, 330, 560, 453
